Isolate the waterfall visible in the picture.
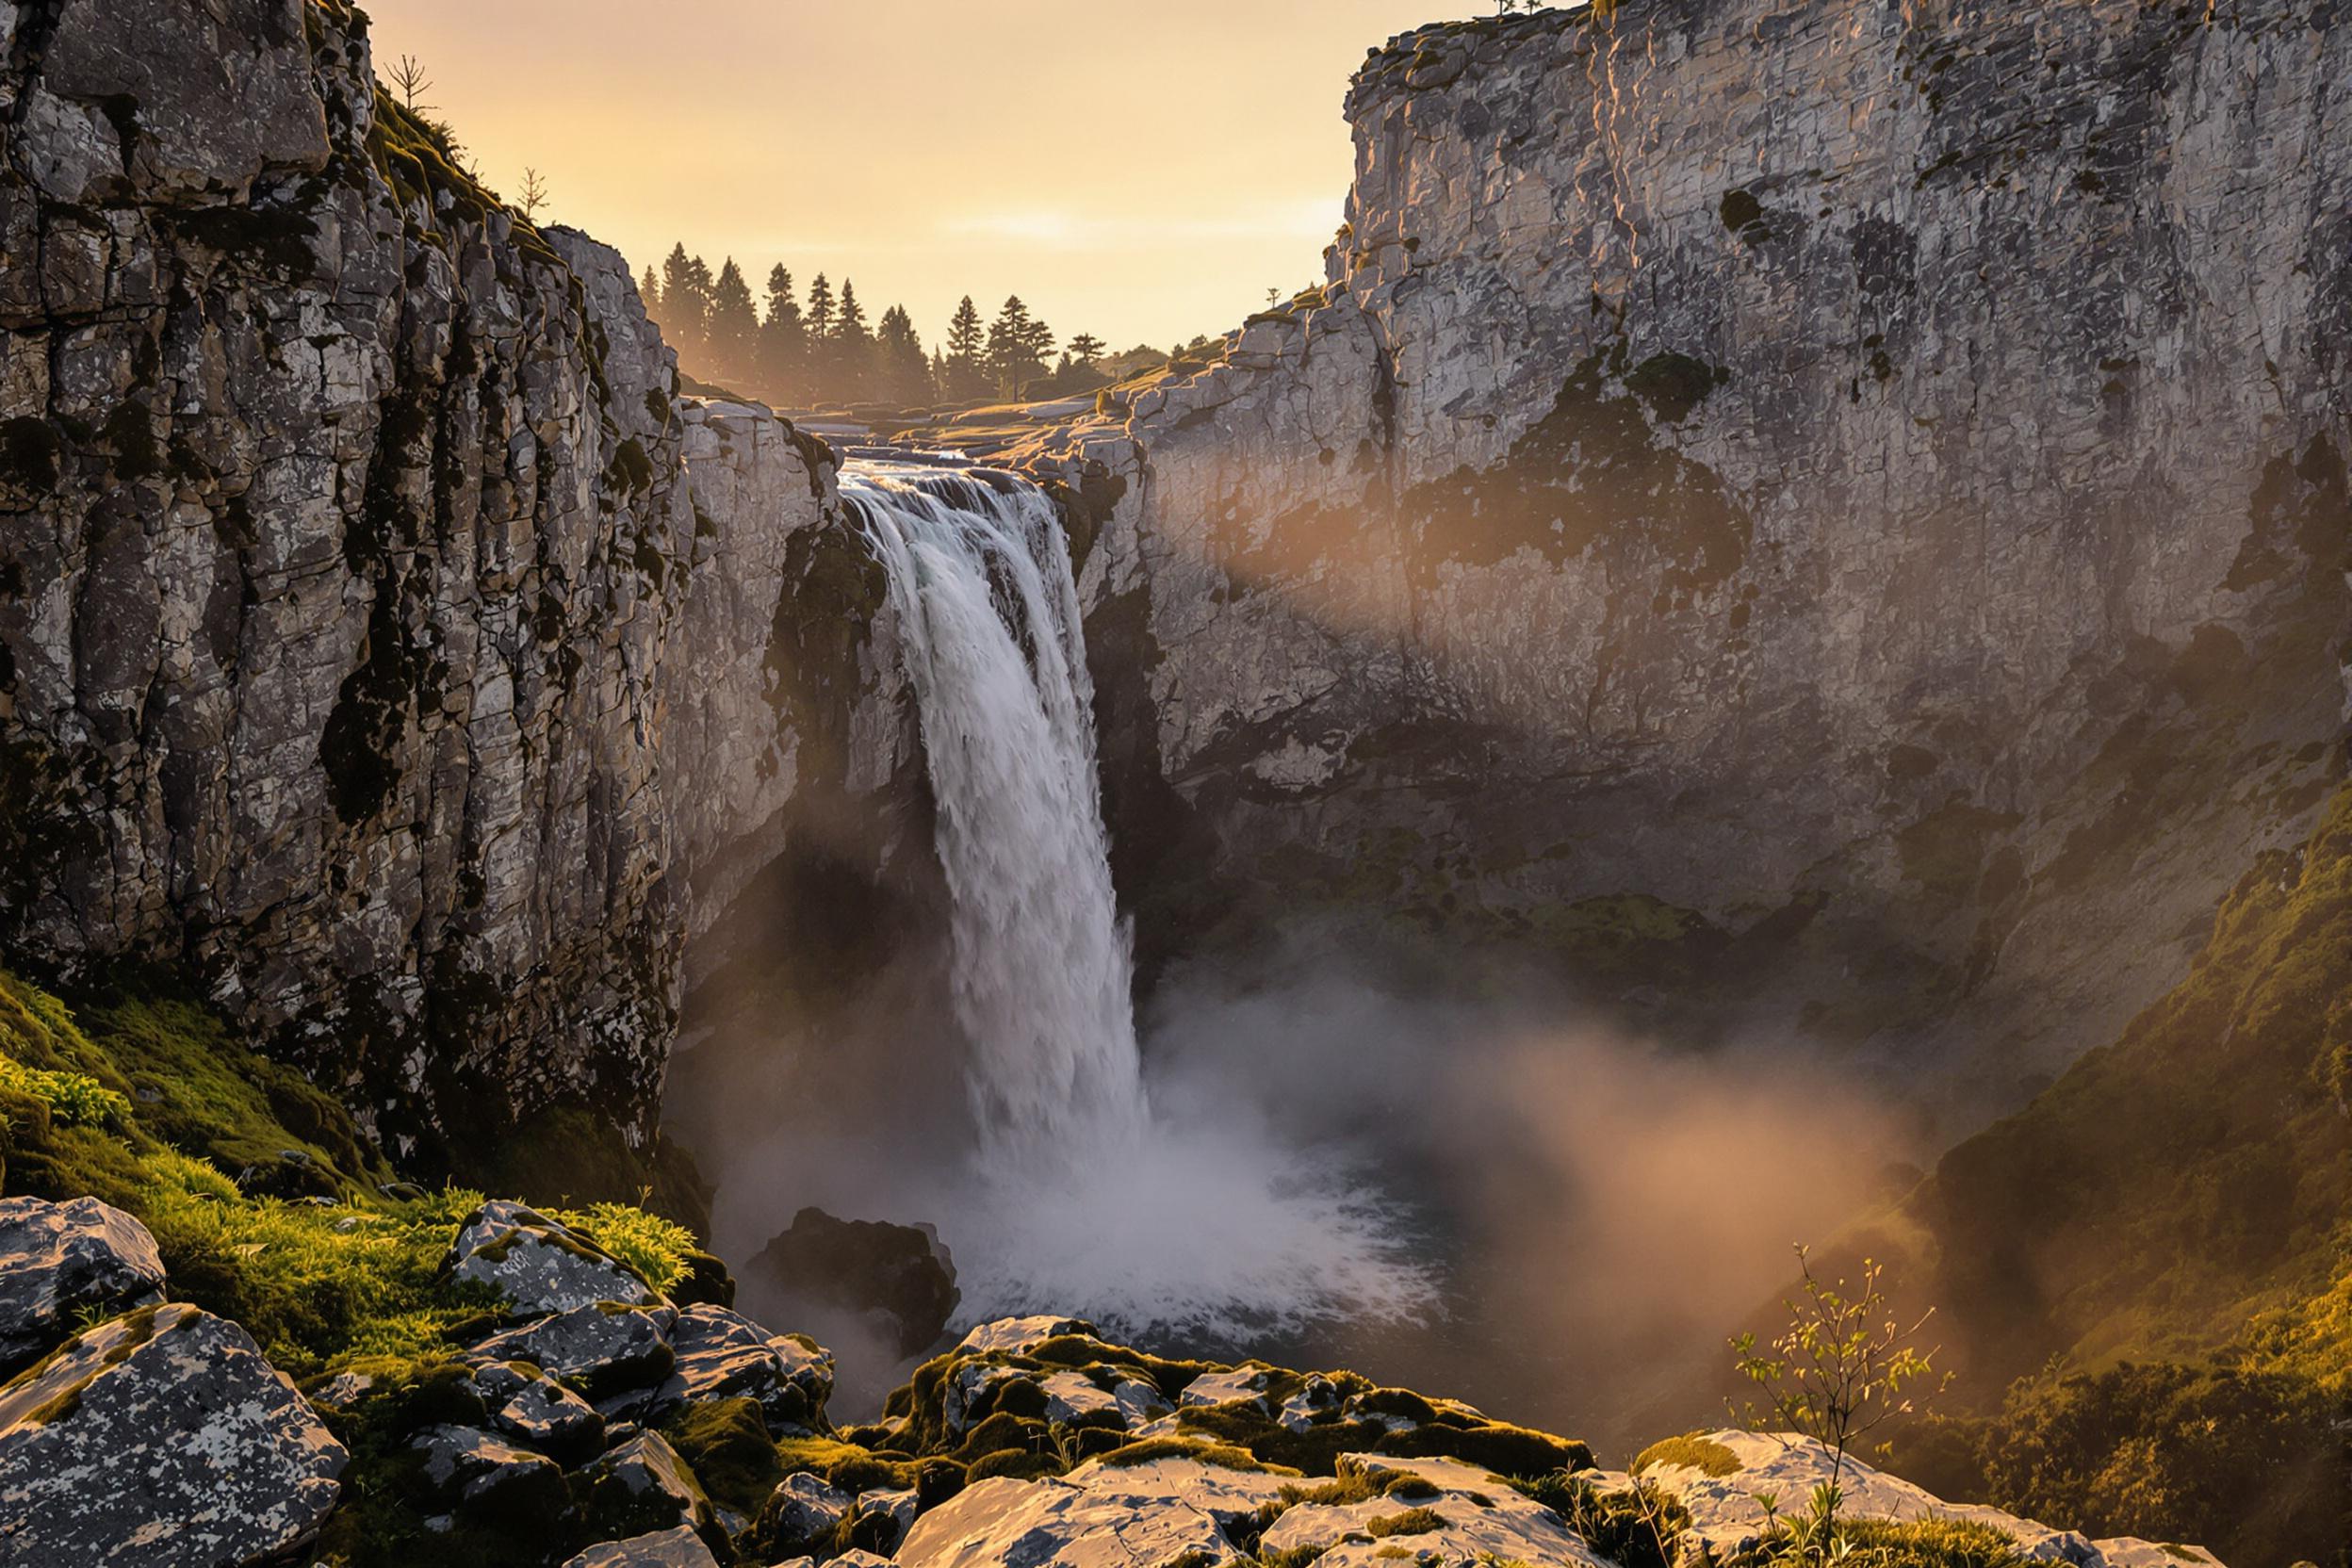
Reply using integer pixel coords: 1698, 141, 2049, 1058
842, 459, 1429, 1338
845, 466, 1150, 1171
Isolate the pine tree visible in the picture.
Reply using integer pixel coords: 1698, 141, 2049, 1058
987, 295, 1042, 400
806, 273, 835, 340
1068, 332, 1105, 365
760, 265, 807, 405
875, 304, 932, 405
805, 274, 836, 400
660, 244, 711, 365
944, 295, 988, 400
639, 265, 663, 335
834, 280, 873, 401
708, 258, 760, 390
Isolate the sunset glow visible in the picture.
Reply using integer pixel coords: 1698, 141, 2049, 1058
361, 0, 1463, 351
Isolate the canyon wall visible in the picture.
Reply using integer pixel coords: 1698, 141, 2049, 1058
1032, 0, 2352, 1106
0, 0, 884, 1166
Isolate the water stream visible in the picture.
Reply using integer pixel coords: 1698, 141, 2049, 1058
841, 461, 1431, 1337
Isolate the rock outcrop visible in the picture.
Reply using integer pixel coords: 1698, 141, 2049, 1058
0, 1192, 163, 1371
0, 0, 894, 1165
0, 1302, 348, 1565
1027, 0, 2352, 1105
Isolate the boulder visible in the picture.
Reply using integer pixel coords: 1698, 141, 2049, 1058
753, 1469, 852, 1558
0, 1195, 166, 1373
747, 1207, 959, 1357
852, 1484, 920, 1552
646, 1304, 833, 1431
0, 1304, 346, 1566
1059, 1452, 1292, 1528
408, 1423, 567, 1513
954, 1315, 1094, 1357
1037, 1368, 1169, 1429
470, 1303, 677, 1399
1632, 1430, 2197, 1566
446, 1200, 662, 1314
470, 1360, 606, 1466
580, 1431, 715, 1540
1178, 1366, 1270, 1409
894, 1472, 1234, 1568
561, 1525, 720, 1568
1259, 1452, 1607, 1568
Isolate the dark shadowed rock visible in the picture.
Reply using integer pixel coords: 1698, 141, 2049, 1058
0, 1304, 345, 1565
749, 1207, 958, 1357
645, 1304, 835, 1433
470, 1360, 607, 1466
562, 1525, 722, 1568
408, 1422, 566, 1511
0, 1194, 166, 1374
469, 1301, 677, 1399
752, 1469, 853, 1560
579, 1431, 716, 1543
447, 1200, 662, 1314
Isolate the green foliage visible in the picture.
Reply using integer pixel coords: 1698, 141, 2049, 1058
1734, 1250, 1949, 1561
139, 1152, 499, 1378
0, 967, 705, 1383
1514, 1471, 1689, 1568
0, 1052, 128, 1129
1744, 1517, 2024, 1568
1885, 1361, 2345, 1568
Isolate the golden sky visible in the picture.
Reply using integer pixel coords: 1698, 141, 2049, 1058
361, 1, 1474, 353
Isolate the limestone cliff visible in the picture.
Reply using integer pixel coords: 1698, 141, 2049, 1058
0, 0, 876, 1167
1031, 0, 2352, 1104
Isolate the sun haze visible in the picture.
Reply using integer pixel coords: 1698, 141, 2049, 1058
357, 0, 1470, 354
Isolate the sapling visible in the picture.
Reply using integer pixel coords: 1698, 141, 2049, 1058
1731, 1247, 1951, 1564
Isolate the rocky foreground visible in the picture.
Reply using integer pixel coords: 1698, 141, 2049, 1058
0, 1191, 2220, 1568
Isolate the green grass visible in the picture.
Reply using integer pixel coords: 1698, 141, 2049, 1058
0, 967, 704, 1381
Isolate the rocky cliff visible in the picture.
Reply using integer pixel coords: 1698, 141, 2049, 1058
1031, 0, 2352, 1106
0, 0, 882, 1168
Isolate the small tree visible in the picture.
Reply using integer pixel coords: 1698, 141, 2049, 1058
1067, 332, 1105, 366
387, 54, 433, 113
518, 167, 549, 221
1731, 1248, 1950, 1563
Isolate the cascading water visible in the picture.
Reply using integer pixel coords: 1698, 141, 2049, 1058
841, 461, 1431, 1338
848, 467, 1150, 1170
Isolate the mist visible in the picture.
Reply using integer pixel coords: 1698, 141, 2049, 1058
673, 921, 1919, 1444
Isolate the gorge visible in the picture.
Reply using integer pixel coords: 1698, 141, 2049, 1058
0, 0, 2347, 1564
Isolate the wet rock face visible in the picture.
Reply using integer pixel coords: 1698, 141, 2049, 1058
1035, 0, 2352, 1099
0, 1, 838, 1161
0, 1194, 165, 1373
747, 1206, 961, 1358
0, 1303, 347, 1566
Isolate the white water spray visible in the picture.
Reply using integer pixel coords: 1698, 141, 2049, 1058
843, 462, 1431, 1337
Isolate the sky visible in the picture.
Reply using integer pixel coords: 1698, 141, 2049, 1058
360, 1, 1481, 353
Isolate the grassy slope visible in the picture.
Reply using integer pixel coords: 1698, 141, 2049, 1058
1851, 786, 2352, 1562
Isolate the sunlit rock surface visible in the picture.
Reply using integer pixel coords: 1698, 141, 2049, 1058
0, 1194, 164, 1371
1629, 1429, 2222, 1568
1025, 0, 2352, 1105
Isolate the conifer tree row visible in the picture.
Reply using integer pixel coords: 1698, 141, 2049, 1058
641, 244, 1130, 411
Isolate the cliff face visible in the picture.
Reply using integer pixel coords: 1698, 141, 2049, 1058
0, 0, 871, 1166
1037, 0, 2352, 1101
